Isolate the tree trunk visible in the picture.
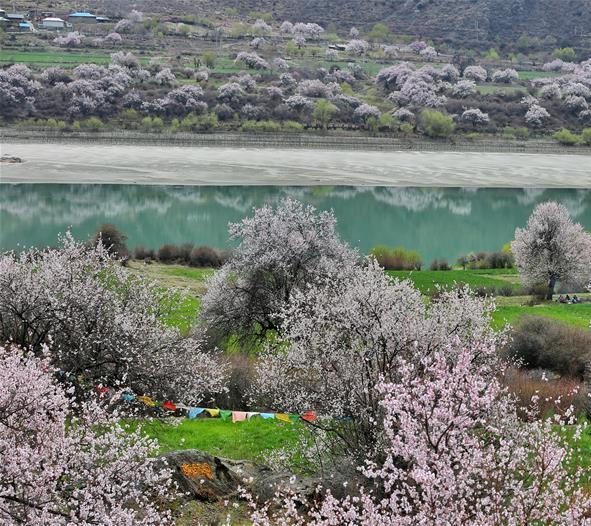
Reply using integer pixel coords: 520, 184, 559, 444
546, 277, 556, 300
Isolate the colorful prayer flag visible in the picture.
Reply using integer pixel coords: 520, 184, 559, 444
205, 408, 220, 417
232, 411, 247, 423
220, 410, 232, 419
138, 395, 156, 407
260, 413, 275, 419
301, 411, 317, 422
275, 413, 290, 422
162, 400, 177, 411
188, 407, 205, 419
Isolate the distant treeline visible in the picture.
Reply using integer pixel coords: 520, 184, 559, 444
370, 245, 514, 271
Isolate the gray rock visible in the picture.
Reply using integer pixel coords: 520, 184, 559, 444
163, 449, 320, 503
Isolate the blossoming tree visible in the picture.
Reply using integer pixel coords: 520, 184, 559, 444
0, 344, 178, 525
201, 198, 358, 343
512, 201, 591, 299
0, 233, 226, 403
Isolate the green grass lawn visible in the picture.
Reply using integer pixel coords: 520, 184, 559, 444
129, 262, 590, 334
386, 269, 520, 294
492, 302, 591, 330
0, 49, 150, 66
517, 70, 562, 80
133, 417, 301, 461
477, 84, 528, 95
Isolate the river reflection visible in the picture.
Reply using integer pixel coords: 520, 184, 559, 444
1, 185, 590, 263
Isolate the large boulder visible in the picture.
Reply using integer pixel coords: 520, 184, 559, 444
163, 449, 319, 503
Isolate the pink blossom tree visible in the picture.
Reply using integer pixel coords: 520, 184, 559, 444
461, 108, 490, 126
345, 39, 370, 55
249, 336, 591, 524
463, 65, 488, 82
0, 343, 178, 525
451, 79, 477, 98
492, 68, 519, 84
524, 103, 550, 128
235, 52, 270, 70
0, 233, 226, 402
201, 198, 357, 342
155, 67, 176, 85
512, 201, 591, 299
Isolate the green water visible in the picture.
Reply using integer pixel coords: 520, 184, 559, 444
1, 185, 590, 263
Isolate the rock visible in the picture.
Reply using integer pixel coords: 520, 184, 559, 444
1, 156, 23, 164
164, 450, 242, 502
163, 449, 320, 503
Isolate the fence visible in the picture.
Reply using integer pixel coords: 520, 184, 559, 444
2, 128, 590, 155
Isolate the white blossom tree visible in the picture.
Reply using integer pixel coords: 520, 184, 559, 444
512, 201, 591, 299
201, 198, 358, 342
0, 234, 226, 402
253, 260, 500, 459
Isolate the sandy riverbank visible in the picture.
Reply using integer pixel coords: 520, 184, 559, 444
1, 141, 590, 187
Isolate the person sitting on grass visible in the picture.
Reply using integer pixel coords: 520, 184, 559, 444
558, 295, 566, 303
565, 294, 571, 303
572, 294, 580, 304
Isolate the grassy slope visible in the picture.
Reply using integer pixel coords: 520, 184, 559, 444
134, 417, 301, 461
386, 268, 520, 294
132, 262, 591, 332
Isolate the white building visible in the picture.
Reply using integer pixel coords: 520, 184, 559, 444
42, 17, 66, 29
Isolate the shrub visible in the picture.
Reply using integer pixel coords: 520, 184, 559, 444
582, 128, 591, 145
419, 109, 455, 138
502, 367, 590, 417
92, 224, 128, 259
553, 128, 580, 145
429, 258, 451, 270
133, 245, 155, 260
157, 244, 179, 262
370, 245, 422, 270
502, 126, 529, 139
189, 245, 223, 268
504, 316, 591, 379
177, 242, 194, 262
80, 116, 103, 131
241, 120, 281, 132
282, 120, 304, 132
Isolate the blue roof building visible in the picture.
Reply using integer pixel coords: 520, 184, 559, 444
68, 12, 97, 24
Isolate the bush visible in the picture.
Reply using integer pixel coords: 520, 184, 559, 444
282, 120, 305, 132
553, 128, 580, 145
92, 224, 128, 259
189, 245, 223, 268
80, 116, 103, 131
502, 127, 529, 140
429, 258, 451, 270
580, 128, 591, 145
241, 120, 281, 132
504, 316, 591, 379
178, 242, 194, 262
370, 245, 422, 270
419, 109, 455, 138
502, 367, 590, 417
133, 245, 155, 260
157, 243, 179, 262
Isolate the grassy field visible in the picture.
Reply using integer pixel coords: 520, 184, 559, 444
493, 303, 591, 330
133, 417, 301, 461
0, 49, 150, 66
129, 262, 591, 332
386, 268, 520, 294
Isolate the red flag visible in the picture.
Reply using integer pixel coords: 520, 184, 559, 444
162, 400, 177, 411
301, 411, 317, 422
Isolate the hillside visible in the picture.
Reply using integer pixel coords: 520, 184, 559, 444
172, 0, 591, 45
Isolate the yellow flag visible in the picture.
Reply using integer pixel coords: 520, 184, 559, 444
276, 413, 290, 422
138, 395, 156, 407
205, 408, 220, 417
